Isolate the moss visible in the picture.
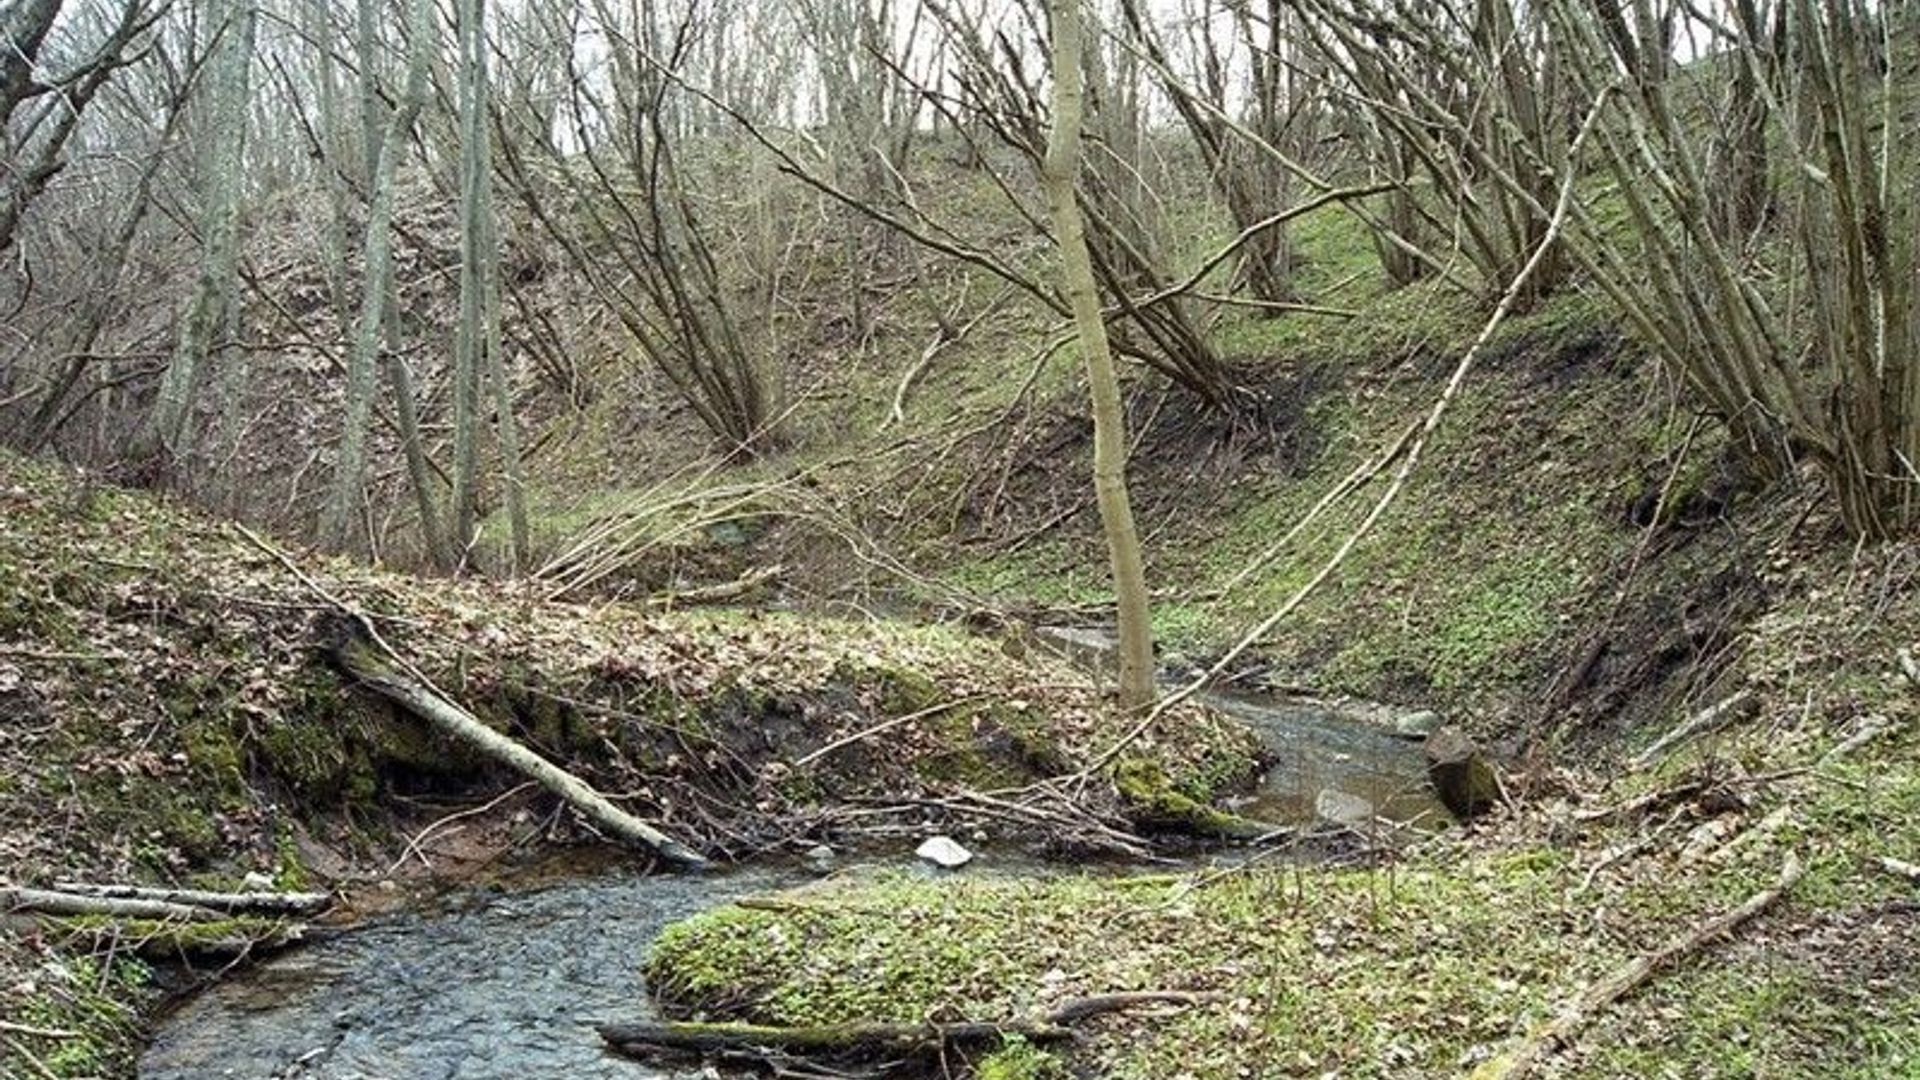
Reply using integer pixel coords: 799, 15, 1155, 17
1112, 757, 1264, 838
10, 953, 151, 1079
976, 1036, 1069, 1080
181, 717, 249, 800
47, 914, 294, 960
643, 854, 1587, 1079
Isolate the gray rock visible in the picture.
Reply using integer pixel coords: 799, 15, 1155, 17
803, 843, 835, 871
1425, 728, 1502, 819
1314, 788, 1376, 827
914, 835, 973, 869
1394, 710, 1444, 740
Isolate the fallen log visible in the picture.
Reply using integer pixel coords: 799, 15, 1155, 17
330, 625, 708, 869
598, 992, 1202, 1064
2, 887, 229, 923
650, 564, 784, 608
598, 1018, 1075, 1058
48, 882, 331, 916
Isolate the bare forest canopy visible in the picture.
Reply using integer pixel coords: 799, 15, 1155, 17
0, 0, 1915, 582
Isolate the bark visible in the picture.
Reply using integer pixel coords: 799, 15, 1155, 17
321, 0, 433, 553
454, 0, 528, 569
2, 887, 231, 923
331, 626, 708, 868
1044, 0, 1155, 715
144, 0, 253, 465
1477, 853, 1804, 1079
599, 993, 1201, 1062
45, 882, 332, 916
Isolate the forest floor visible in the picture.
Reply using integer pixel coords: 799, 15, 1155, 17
0, 449, 1260, 1077
5, 190, 1919, 1079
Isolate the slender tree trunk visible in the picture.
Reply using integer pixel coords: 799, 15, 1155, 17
1044, 0, 1155, 714
143, 0, 254, 468
449, 0, 484, 565
321, 0, 432, 553
457, 0, 528, 571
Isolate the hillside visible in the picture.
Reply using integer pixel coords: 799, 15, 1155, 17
4, 3, 1919, 1076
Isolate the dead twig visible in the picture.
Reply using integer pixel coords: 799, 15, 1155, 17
791, 696, 988, 769
1473, 852, 1804, 1080
387, 781, 540, 874
1877, 856, 1920, 885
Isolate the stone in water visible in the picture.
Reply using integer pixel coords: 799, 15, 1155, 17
915, 835, 973, 869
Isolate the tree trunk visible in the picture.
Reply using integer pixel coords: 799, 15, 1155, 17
1044, 0, 1155, 714
143, 0, 254, 467
321, 0, 433, 554
331, 625, 708, 867
455, 0, 527, 570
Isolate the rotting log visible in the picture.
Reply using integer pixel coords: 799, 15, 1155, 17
598, 1018, 1076, 1059
330, 628, 709, 869
2, 887, 230, 923
598, 992, 1204, 1065
48, 882, 331, 916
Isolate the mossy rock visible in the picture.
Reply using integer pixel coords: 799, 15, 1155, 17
1112, 757, 1270, 840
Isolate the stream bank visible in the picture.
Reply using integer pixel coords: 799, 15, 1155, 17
0, 451, 1267, 1076
127, 674, 1457, 1079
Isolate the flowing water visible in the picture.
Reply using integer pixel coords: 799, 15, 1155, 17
1032, 625, 1449, 830
139, 865, 798, 1080
141, 628, 1445, 1078
1207, 690, 1448, 829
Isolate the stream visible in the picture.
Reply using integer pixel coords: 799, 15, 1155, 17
140, 864, 801, 1080
139, 661, 1445, 1079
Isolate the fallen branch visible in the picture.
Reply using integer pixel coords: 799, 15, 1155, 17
1877, 855, 1920, 885
1629, 691, 1753, 771
2, 886, 229, 923
1472, 852, 1804, 1080
791, 696, 987, 769
1822, 714, 1894, 762
651, 564, 784, 608
387, 781, 541, 874
3, 1036, 61, 1080
331, 623, 709, 868
0, 1022, 77, 1039
46, 882, 331, 916
599, 992, 1204, 1063
601, 1017, 1075, 1058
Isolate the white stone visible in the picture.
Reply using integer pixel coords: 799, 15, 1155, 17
914, 835, 973, 869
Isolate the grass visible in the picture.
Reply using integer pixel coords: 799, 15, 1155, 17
647, 846, 1595, 1078
0, 448, 1270, 1077
646, 643, 1920, 1079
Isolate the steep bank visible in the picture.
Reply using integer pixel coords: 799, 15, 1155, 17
0, 449, 1258, 1077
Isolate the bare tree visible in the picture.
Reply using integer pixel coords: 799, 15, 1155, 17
452, 0, 528, 569
320, 0, 431, 552
1047, 0, 1154, 712
142, 0, 252, 466
0, 0, 166, 255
